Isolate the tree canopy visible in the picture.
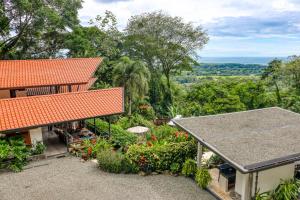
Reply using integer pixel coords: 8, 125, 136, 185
124, 11, 208, 106
0, 0, 82, 59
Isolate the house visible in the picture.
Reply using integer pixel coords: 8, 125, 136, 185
173, 107, 300, 200
0, 57, 102, 98
0, 58, 124, 156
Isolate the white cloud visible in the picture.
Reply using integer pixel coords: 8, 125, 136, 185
79, 0, 300, 26
78, 0, 300, 56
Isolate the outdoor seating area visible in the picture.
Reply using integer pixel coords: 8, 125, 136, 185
54, 125, 97, 145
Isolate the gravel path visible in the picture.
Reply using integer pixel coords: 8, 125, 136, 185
0, 156, 216, 200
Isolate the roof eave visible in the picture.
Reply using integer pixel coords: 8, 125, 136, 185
1, 111, 124, 134
0, 82, 88, 90
173, 119, 300, 173
172, 119, 249, 173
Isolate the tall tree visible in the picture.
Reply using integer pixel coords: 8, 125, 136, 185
261, 59, 283, 104
65, 11, 123, 86
285, 56, 300, 94
124, 11, 208, 107
112, 57, 150, 115
0, 0, 82, 59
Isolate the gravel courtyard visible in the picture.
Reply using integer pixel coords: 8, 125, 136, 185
0, 156, 216, 200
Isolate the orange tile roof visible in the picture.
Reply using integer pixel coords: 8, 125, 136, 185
0, 58, 102, 89
0, 88, 124, 132
26, 78, 98, 96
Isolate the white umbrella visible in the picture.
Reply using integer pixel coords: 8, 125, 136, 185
127, 126, 150, 134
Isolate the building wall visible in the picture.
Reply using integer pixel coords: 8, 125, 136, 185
235, 163, 295, 199
29, 127, 43, 144
16, 90, 27, 97
0, 90, 10, 99
255, 163, 295, 193
235, 171, 249, 197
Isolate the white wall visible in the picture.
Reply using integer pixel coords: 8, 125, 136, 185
235, 163, 295, 200
235, 171, 249, 197
255, 163, 295, 193
29, 127, 43, 144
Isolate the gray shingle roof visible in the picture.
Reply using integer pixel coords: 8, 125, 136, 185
173, 107, 300, 173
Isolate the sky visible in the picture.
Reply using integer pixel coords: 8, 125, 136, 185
79, 0, 300, 57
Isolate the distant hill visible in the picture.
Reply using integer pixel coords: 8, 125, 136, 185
173, 63, 266, 84
194, 63, 266, 76
199, 57, 286, 65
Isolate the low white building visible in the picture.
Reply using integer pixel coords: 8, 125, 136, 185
173, 107, 300, 200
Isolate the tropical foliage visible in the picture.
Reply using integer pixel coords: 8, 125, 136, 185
255, 179, 300, 200
195, 167, 212, 189
112, 56, 150, 115
0, 136, 29, 172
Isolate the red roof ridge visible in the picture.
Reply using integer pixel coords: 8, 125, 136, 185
0, 57, 102, 89
0, 87, 123, 102
0, 57, 102, 62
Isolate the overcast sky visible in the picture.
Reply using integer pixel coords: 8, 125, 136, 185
79, 0, 300, 57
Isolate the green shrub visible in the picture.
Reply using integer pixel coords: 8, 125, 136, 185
270, 179, 300, 200
97, 149, 124, 173
126, 141, 196, 173
255, 191, 269, 200
182, 159, 197, 177
93, 138, 111, 153
97, 149, 139, 174
0, 136, 29, 172
30, 141, 46, 155
0, 140, 10, 160
206, 154, 223, 168
195, 167, 212, 189
170, 162, 181, 174
255, 179, 300, 200
117, 114, 154, 129
122, 156, 140, 174
151, 125, 178, 141
137, 104, 156, 120
88, 119, 137, 151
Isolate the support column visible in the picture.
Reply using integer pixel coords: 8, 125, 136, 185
197, 142, 203, 167
108, 117, 111, 136
94, 118, 96, 134
241, 173, 253, 200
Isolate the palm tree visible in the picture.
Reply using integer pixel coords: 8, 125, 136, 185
112, 56, 150, 115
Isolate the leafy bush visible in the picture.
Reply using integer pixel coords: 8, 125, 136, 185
151, 125, 178, 141
97, 149, 139, 174
195, 167, 212, 189
170, 162, 181, 174
117, 114, 154, 129
137, 104, 156, 120
126, 141, 196, 173
88, 119, 137, 151
270, 179, 300, 200
182, 159, 197, 177
255, 179, 300, 200
93, 138, 111, 153
255, 191, 270, 200
206, 154, 223, 168
97, 149, 124, 173
122, 156, 140, 174
30, 141, 46, 155
0, 136, 29, 172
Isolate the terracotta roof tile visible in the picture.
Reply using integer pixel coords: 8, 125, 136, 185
0, 58, 102, 89
0, 88, 123, 132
